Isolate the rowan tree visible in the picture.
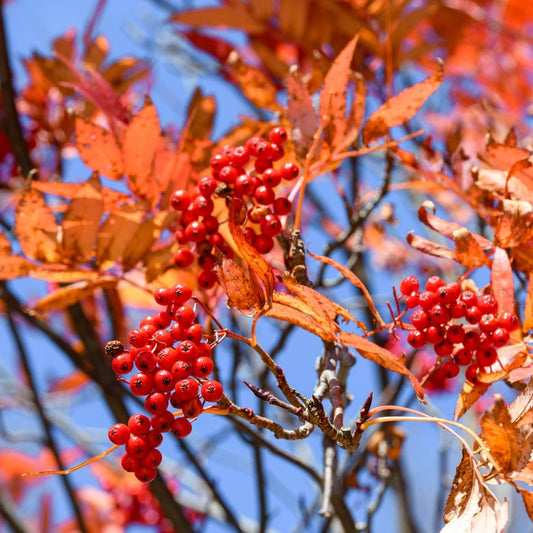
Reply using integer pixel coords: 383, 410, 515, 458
1, 1, 533, 532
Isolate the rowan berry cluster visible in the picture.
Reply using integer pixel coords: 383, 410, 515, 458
170, 127, 298, 289
399, 275, 519, 385
106, 282, 224, 483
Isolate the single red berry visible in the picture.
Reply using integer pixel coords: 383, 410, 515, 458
463, 330, 481, 351
151, 411, 175, 434
175, 305, 195, 326
279, 162, 299, 180
154, 311, 172, 329
182, 397, 204, 418
273, 197, 292, 216
126, 435, 150, 458
170, 190, 191, 211
152, 330, 173, 349
140, 448, 163, 469
243, 227, 256, 245
411, 309, 430, 330
426, 326, 445, 344
465, 364, 480, 383
176, 340, 199, 362
209, 232, 225, 247
498, 312, 519, 331
405, 291, 420, 309
425, 276, 445, 292
156, 347, 178, 370
184, 221, 207, 243
191, 195, 214, 217
201, 380, 224, 402
145, 429, 164, 447
434, 340, 454, 357
449, 300, 467, 319
234, 174, 256, 196
192, 356, 214, 378
254, 185, 275, 205
135, 351, 157, 373
407, 329, 426, 349
108, 423, 130, 445
173, 247, 195, 268
246, 136, 263, 156
254, 157, 272, 173
418, 291, 439, 310
210, 153, 229, 170
197, 342, 212, 358
269, 127, 288, 145
260, 214, 282, 237
171, 417, 192, 438
460, 290, 478, 308
128, 414, 151, 436
172, 360, 192, 381
121, 452, 139, 473
478, 332, 492, 347
145, 392, 169, 415
474, 346, 498, 367
129, 372, 153, 396
231, 145, 250, 166
198, 176, 217, 196
454, 347, 473, 366
174, 228, 187, 244
492, 327, 510, 347
478, 294, 498, 315
170, 284, 192, 305
446, 324, 465, 344
154, 288, 173, 306
185, 323, 203, 344
129, 329, 148, 348
439, 282, 461, 303
428, 304, 450, 326
440, 361, 460, 379
465, 306, 482, 324
197, 254, 216, 271
134, 466, 158, 483
479, 314, 497, 333
112, 353, 134, 375
400, 275, 419, 295
174, 377, 199, 402
261, 168, 282, 188
254, 234, 274, 254
153, 370, 175, 393
169, 323, 186, 342
269, 143, 284, 161
255, 140, 272, 160
140, 315, 157, 328
197, 269, 218, 290
218, 165, 238, 184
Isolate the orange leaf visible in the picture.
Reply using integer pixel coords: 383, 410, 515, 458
519, 489, 533, 522
362, 60, 443, 144
75, 118, 123, 179
453, 228, 490, 268
96, 204, 144, 265
495, 199, 533, 248
455, 380, 490, 420
491, 247, 515, 315
29, 268, 100, 283
34, 276, 118, 312
61, 174, 103, 263
227, 199, 275, 306
308, 250, 383, 327
121, 216, 161, 271
0, 255, 34, 280
406, 231, 456, 261
319, 34, 359, 152
480, 397, 531, 474
15, 188, 60, 263
524, 272, 533, 332
287, 68, 319, 157
418, 203, 492, 249
122, 99, 161, 203
338, 332, 424, 400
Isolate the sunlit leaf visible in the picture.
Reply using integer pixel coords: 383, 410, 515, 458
491, 247, 515, 315
75, 118, 123, 179
362, 60, 443, 144
453, 228, 490, 268
0, 255, 34, 280
455, 381, 490, 420
406, 231, 456, 261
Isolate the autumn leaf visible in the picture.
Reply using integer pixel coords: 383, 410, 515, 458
308, 250, 383, 327
524, 272, 533, 332
520, 489, 533, 522
362, 60, 443, 144
319, 34, 359, 152
122, 98, 161, 203
34, 276, 118, 312
491, 247, 515, 315
75, 117, 123, 179
481, 397, 531, 474
455, 380, 490, 420
442, 448, 508, 533
15, 188, 61, 263
406, 231, 456, 261
61, 174, 103, 263
0, 255, 34, 280
495, 199, 533, 248
453, 228, 490, 268
29, 268, 101, 283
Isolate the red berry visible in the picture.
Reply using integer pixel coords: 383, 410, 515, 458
279, 162, 299, 180
197, 342, 212, 358
411, 309, 430, 330
173, 247, 195, 268
269, 127, 288, 145
261, 168, 282, 188
407, 329, 426, 349
454, 348, 473, 366
273, 197, 292, 215
210, 153, 230, 170
449, 300, 467, 319
465, 306, 482, 324
129, 372, 153, 396
254, 185, 275, 205
460, 290, 478, 308
140, 448, 163, 469
492, 327, 510, 347
475, 346, 498, 367
134, 466, 158, 483
129, 329, 148, 348
425, 276, 445, 292
463, 330, 481, 351
426, 326, 445, 344
128, 414, 151, 436
254, 157, 272, 173
182, 397, 204, 419
198, 176, 217, 196
434, 340, 454, 357
156, 347, 178, 370
440, 361, 460, 379
174, 378, 199, 402
126, 435, 150, 458
170, 190, 191, 211
121, 452, 138, 473
400, 275, 420, 295
154, 288, 173, 306
184, 221, 207, 243
235, 174, 257, 196
479, 314, 497, 333
498, 312, 519, 331
175, 305, 195, 326
478, 294, 498, 315
465, 364, 479, 383
170, 284, 192, 305
197, 254, 216, 271
108, 423, 130, 445
135, 351, 157, 373
446, 324, 465, 344
231, 145, 250, 166
404, 291, 420, 309
192, 356, 214, 378
153, 370, 174, 393
154, 311, 172, 329
145, 429, 164, 447
191, 195, 214, 217
151, 411, 174, 434
172, 360, 192, 381
176, 340, 199, 361
145, 392, 169, 415
185, 323, 203, 344
218, 165, 238, 184
201, 380, 224, 402
171, 417, 192, 438
112, 353, 134, 375
260, 214, 282, 237
254, 234, 274, 254
197, 269, 218, 290
269, 143, 284, 161
419, 291, 439, 310
428, 304, 450, 326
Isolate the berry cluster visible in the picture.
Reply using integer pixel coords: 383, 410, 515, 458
170, 127, 298, 289
399, 275, 519, 385
106, 283, 224, 483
